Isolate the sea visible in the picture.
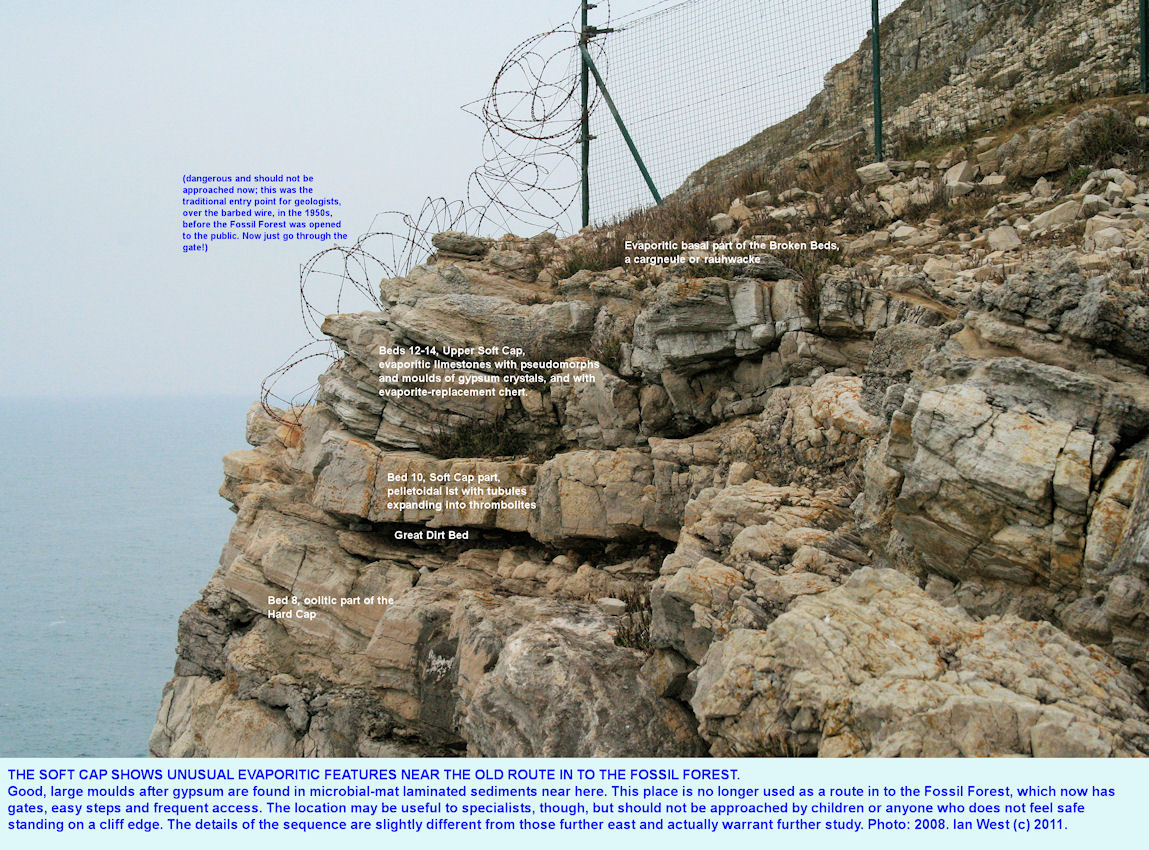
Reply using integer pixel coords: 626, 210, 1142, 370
0, 396, 252, 757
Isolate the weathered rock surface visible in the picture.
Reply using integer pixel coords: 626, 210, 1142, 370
453, 594, 705, 757
154, 35, 1149, 758
691, 569, 1149, 757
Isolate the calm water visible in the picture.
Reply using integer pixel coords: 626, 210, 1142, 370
0, 397, 250, 756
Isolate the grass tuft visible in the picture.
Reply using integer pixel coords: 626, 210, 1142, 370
613, 586, 653, 652
427, 420, 530, 460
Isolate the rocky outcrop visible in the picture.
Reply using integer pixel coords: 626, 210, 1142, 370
155, 81, 1149, 759
453, 594, 704, 757
681, 0, 1140, 193
691, 568, 1149, 757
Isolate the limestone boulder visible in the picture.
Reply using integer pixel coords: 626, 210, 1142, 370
549, 360, 641, 448
454, 594, 706, 757
311, 431, 537, 533
631, 278, 778, 376
431, 231, 493, 257
530, 448, 698, 542
384, 260, 554, 307
390, 295, 594, 359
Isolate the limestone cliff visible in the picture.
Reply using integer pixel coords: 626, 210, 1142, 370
153, 19, 1149, 758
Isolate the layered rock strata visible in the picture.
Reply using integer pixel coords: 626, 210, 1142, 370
154, 97, 1149, 757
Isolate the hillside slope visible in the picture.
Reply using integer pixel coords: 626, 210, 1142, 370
679, 0, 1139, 195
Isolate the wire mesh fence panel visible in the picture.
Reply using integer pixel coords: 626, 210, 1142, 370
876, 0, 1142, 158
462, 0, 1146, 230
586, 0, 901, 223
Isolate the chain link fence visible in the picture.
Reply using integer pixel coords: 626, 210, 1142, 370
586, 0, 1145, 222
588, 0, 895, 221
265, 0, 1148, 408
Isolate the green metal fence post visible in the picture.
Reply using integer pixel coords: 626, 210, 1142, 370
580, 1, 591, 228
1141, 0, 1148, 94
872, 0, 883, 161
579, 45, 664, 207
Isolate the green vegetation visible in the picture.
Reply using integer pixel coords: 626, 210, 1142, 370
427, 420, 531, 460
555, 232, 628, 279
1045, 44, 1088, 78
591, 333, 624, 372
1062, 165, 1092, 190
1076, 109, 1149, 172
557, 140, 865, 280
556, 93, 1147, 281
767, 230, 842, 320
613, 586, 653, 652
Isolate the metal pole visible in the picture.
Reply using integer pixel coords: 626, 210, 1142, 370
580, 45, 663, 206
872, 0, 883, 161
580, 1, 591, 228
1141, 0, 1148, 94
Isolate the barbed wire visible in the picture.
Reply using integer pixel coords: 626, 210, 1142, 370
259, 3, 625, 422
461, 15, 609, 234
272, 0, 1145, 421
259, 198, 475, 421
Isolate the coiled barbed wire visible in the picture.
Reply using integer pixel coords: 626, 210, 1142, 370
260, 2, 622, 422
462, 6, 613, 235
259, 198, 476, 419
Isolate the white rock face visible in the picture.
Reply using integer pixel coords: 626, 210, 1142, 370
457, 602, 705, 757
1030, 200, 1080, 231
987, 225, 1021, 251
856, 162, 895, 185
709, 213, 735, 233
944, 160, 977, 185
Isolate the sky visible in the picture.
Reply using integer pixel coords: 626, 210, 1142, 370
0, 0, 885, 400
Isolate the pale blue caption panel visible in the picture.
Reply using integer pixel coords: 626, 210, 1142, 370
3, 758, 1143, 849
